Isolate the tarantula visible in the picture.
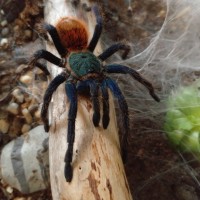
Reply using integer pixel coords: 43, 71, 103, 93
29, 6, 160, 182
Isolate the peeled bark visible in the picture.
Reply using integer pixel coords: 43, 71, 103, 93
45, 0, 133, 199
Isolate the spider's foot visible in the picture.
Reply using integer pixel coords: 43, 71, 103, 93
102, 115, 110, 129
151, 92, 160, 102
65, 163, 73, 182
121, 44, 131, 60
44, 124, 50, 132
93, 113, 100, 127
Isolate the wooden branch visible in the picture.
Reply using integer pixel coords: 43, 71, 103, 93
44, 0, 133, 199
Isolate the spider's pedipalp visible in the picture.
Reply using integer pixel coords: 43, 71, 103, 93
101, 80, 110, 129
87, 5, 103, 52
41, 72, 68, 132
98, 43, 130, 61
43, 23, 67, 57
105, 64, 160, 102
64, 81, 78, 182
31, 49, 63, 67
105, 78, 129, 162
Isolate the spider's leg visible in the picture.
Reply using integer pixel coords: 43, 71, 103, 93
101, 80, 110, 129
41, 71, 68, 132
77, 79, 100, 127
88, 80, 100, 127
35, 62, 50, 76
98, 43, 130, 61
105, 64, 160, 102
43, 24, 67, 57
30, 50, 64, 68
105, 77, 129, 162
64, 80, 78, 182
16, 62, 50, 81
87, 5, 102, 52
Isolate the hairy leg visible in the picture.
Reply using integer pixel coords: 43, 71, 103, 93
77, 79, 100, 127
64, 81, 77, 182
87, 5, 102, 52
105, 77, 129, 162
101, 80, 110, 129
98, 43, 130, 61
43, 24, 67, 57
41, 72, 68, 132
105, 64, 160, 102
30, 49, 64, 67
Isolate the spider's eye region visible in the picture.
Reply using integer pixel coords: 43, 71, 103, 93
69, 52, 101, 77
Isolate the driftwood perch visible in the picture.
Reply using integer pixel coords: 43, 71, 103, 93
44, 0, 133, 199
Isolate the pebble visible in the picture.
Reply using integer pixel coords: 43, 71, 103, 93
1, 20, 7, 27
1, 27, 9, 36
24, 29, 32, 39
7, 102, 19, 115
21, 124, 31, 133
6, 186, 13, 194
22, 108, 33, 124
13, 25, 19, 32
13, 198, 26, 200
34, 110, 41, 119
0, 38, 8, 46
0, 9, 5, 15
34, 109, 41, 119
20, 74, 32, 84
12, 88, 24, 103
0, 119, 9, 133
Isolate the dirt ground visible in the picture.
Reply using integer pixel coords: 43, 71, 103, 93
0, 0, 200, 199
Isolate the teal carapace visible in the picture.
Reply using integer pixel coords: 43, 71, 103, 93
69, 52, 101, 77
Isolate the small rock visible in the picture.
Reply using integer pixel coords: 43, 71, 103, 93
1, 27, 9, 36
15, 19, 24, 27
12, 88, 24, 103
22, 108, 33, 124
21, 124, 31, 133
13, 25, 19, 32
7, 102, 19, 115
0, 119, 9, 133
0, 38, 8, 46
24, 29, 32, 39
34, 109, 41, 119
1, 20, 7, 27
6, 186, 13, 194
13, 197, 26, 200
20, 74, 32, 84
1, 9, 5, 15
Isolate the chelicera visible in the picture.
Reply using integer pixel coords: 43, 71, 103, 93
29, 6, 160, 182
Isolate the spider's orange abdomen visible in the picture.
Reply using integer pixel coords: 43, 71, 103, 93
56, 17, 89, 52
